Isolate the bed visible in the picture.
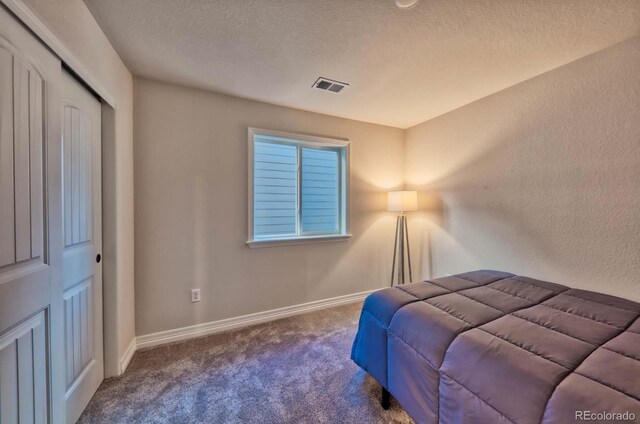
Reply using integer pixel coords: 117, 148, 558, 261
351, 270, 640, 423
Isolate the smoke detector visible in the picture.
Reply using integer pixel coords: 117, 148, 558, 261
312, 77, 348, 94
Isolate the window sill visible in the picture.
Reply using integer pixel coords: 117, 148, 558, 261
247, 234, 352, 248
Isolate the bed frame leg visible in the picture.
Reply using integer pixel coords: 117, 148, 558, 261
381, 387, 391, 410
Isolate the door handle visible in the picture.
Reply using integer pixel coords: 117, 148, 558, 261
96, 254, 102, 263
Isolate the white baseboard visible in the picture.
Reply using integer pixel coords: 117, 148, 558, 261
119, 338, 137, 374
136, 288, 378, 350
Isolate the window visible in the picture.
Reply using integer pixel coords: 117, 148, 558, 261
247, 128, 350, 247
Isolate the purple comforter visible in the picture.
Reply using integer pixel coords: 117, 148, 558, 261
351, 270, 640, 423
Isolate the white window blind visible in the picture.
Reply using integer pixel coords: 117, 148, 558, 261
253, 141, 298, 238
249, 129, 349, 246
301, 148, 339, 234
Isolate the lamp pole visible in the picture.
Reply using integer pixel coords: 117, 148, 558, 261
388, 191, 417, 286
391, 212, 413, 286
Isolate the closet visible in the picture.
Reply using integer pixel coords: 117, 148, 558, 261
0, 5, 103, 423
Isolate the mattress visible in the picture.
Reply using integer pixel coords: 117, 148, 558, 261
351, 270, 640, 423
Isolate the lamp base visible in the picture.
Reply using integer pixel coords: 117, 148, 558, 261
390, 214, 412, 286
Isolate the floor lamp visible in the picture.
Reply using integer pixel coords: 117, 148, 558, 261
388, 191, 418, 286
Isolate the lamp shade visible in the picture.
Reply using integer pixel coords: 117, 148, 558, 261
387, 191, 418, 212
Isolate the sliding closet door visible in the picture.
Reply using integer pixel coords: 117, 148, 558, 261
61, 70, 103, 424
0, 4, 65, 424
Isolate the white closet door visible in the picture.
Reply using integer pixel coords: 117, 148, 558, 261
0, 5, 65, 424
61, 70, 103, 424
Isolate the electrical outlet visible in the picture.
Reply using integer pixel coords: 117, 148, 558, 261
191, 289, 201, 303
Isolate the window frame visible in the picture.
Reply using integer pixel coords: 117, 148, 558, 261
247, 127, 351, 247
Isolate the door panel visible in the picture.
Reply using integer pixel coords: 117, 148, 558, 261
63, 103, 96, 254
0, 312, 48, 424
62, 70, 103, 424
0, 37, 49, 326
0, 55, 44, 266
0, 4, 64, 423
64, 278, 94, 386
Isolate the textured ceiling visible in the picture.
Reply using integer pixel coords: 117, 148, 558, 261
84, 0, 640, 128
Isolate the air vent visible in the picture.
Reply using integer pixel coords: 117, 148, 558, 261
312, 77, 348, 94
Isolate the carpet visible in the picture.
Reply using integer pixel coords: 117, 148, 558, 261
78, 302, 413, 423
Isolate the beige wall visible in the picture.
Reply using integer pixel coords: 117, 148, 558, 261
23, 0, 135, 376
133, 77, 405, 336
405, 36, 640, 302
